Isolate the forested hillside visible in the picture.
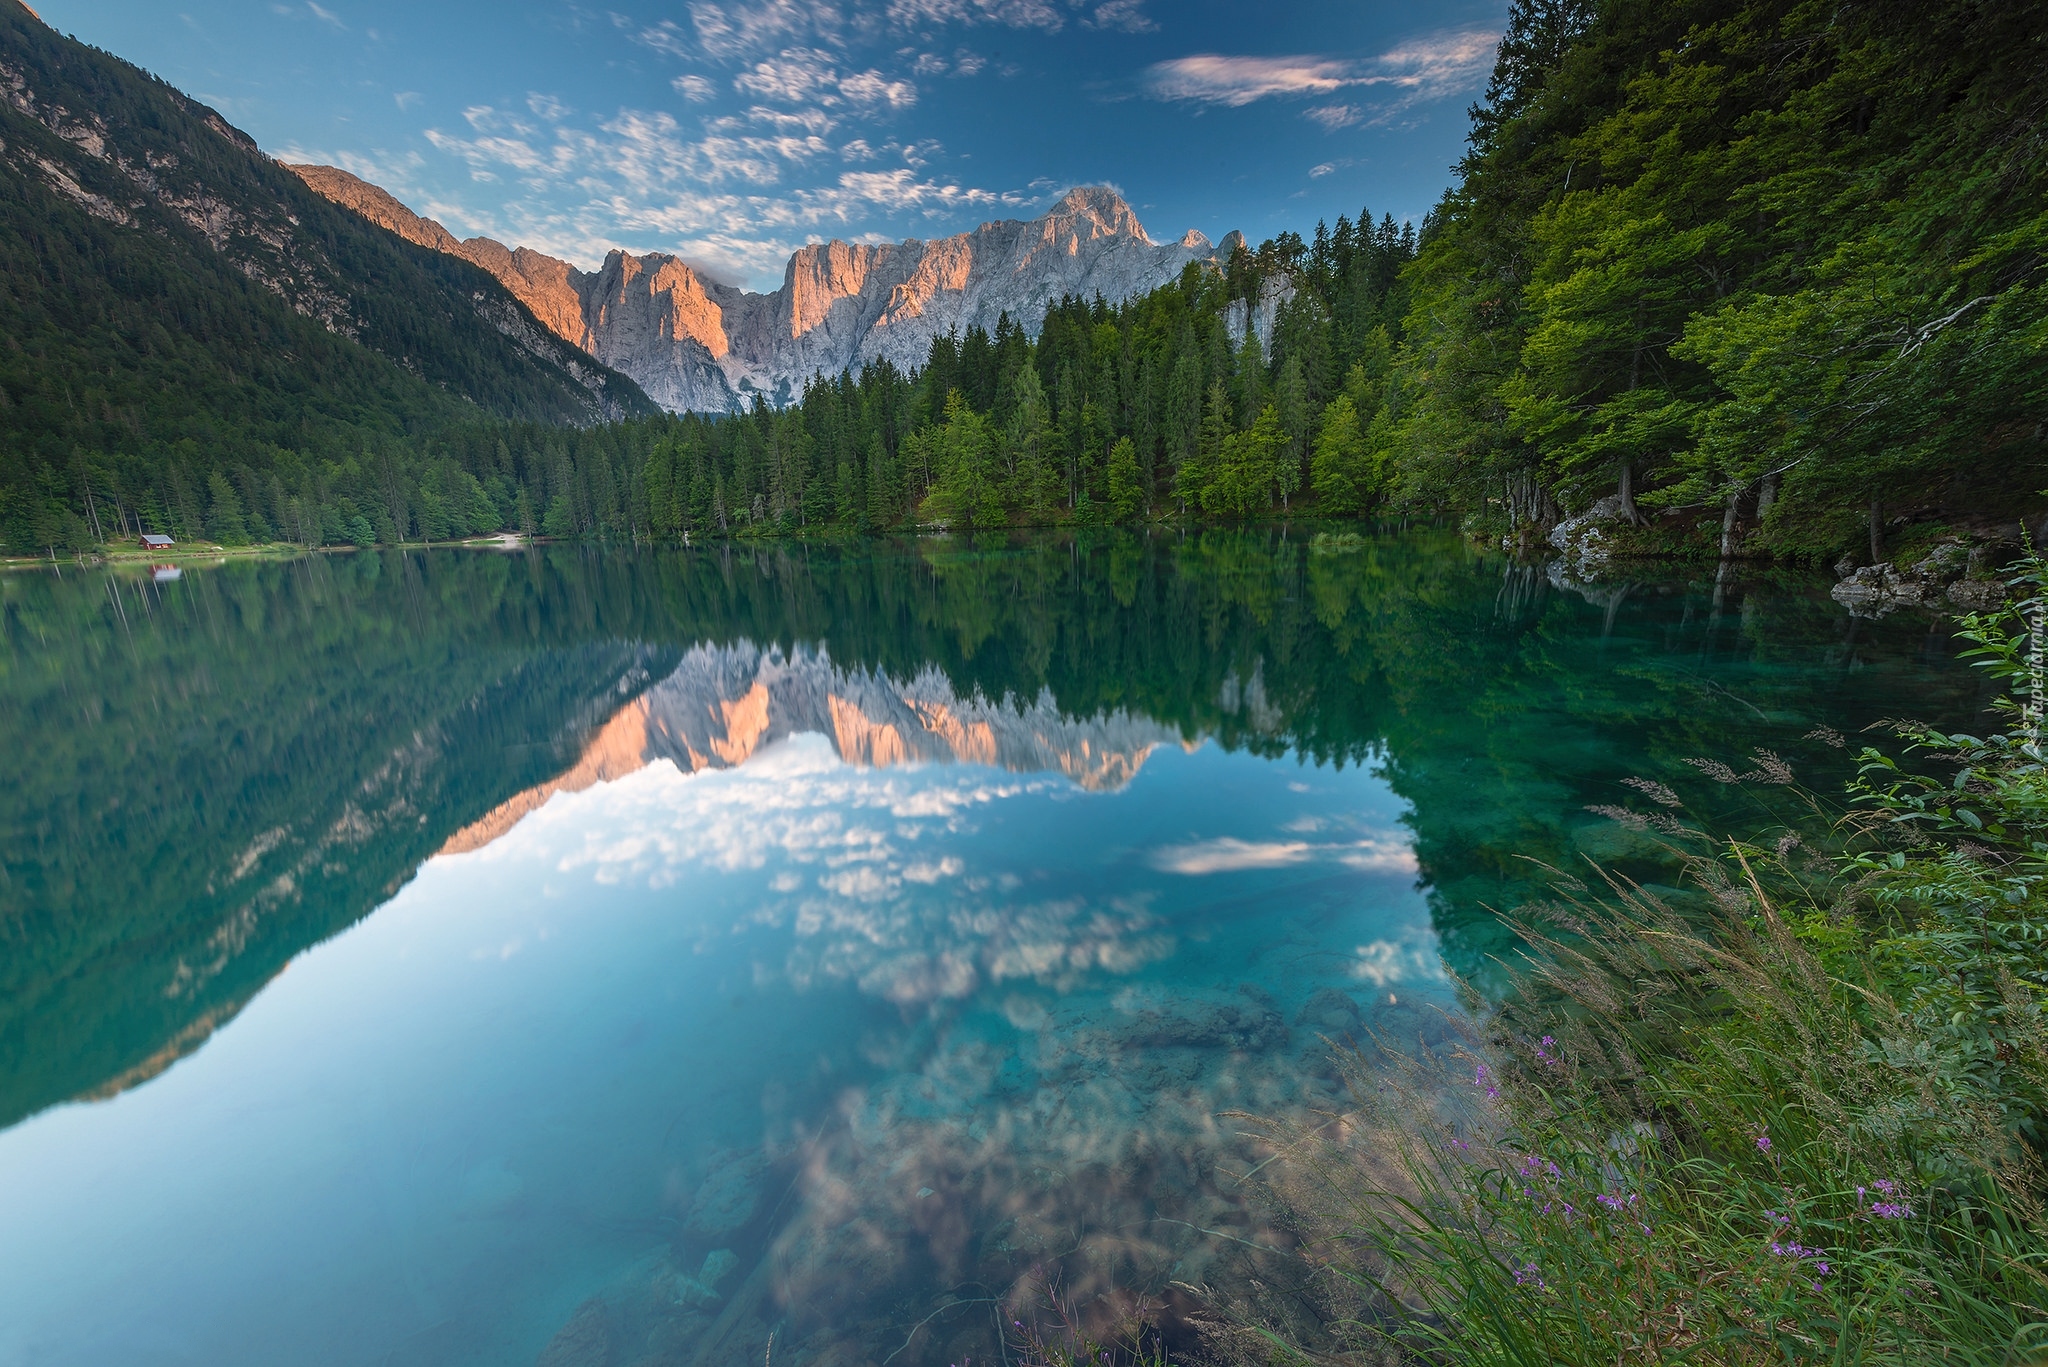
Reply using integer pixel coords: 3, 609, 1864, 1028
1395, 0, 2047, 560
0, 0, 654, 556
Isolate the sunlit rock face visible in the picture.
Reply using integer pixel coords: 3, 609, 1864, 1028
287, 168, 1221, 412
439, 641, 1186, 855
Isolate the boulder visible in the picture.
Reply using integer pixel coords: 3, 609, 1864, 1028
684, 1149, 770, 1239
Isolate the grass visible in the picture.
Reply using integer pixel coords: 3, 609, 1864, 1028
1240, 560, 2048, 1365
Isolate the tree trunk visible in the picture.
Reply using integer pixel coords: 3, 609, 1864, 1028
1719, 483, 1744, 559
1756, 471, 1778, 524
1617, 460, 1641, 525
1869, 497, 1884, 565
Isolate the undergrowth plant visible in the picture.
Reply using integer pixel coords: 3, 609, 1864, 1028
1004, 1272, 1172, 1367
1259, 558, 2048, 1364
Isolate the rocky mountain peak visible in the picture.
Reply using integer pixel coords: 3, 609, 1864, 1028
1044, 185, 1149, 243
292, 170, 1236, 413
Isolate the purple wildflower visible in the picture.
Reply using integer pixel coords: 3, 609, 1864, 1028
1871, 1202, 1914, 1219
1756, 1134, 1772, 1153
1769, 1240, 1832, 1281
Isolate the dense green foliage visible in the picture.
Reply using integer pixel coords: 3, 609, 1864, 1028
0, 1, 654, 557
1281, 563, 2048, 1364
1383, 0, 2048, 559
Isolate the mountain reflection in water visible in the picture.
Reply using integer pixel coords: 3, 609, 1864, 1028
443, 641, 1189, 858
0, 530, 1996, 1367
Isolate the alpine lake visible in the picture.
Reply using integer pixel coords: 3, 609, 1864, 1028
0, 528, 1994, 1367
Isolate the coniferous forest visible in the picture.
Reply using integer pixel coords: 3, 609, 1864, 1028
4, 0, 2042, 562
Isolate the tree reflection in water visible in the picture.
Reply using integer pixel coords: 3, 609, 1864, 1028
0, 528, 1995, 1366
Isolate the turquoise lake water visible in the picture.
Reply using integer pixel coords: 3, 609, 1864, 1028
0, 531, 1994, 1366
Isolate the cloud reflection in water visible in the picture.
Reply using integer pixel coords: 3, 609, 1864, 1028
435, 675, 1444, 1367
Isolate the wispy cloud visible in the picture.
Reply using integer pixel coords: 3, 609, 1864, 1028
630, 0, 852, 63
418, 98, 1029, 280
1144, 55, 1357, 107
731, 47, 917, 109
884, 0, 1063, 31
1150, 836, 1417, 876
526, 92, 572, 122
1143, 26, 1499, 125
1151, 838, 1313, 875
672, 74, 719, 102
1082, 0, 1154, 33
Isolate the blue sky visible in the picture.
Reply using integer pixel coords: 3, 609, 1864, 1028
36, 0, 1506, 290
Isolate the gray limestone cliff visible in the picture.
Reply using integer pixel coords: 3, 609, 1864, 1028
289, 167, 1228, 414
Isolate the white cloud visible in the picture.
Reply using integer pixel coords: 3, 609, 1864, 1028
1144, 26, 1499, 116
1305, 104, 1361, 131
729, 48, 918, 110
1350, 936, 1445, 988
527, 93, 572, 121
735, 46, 842, 102
1082, 0, 1154, 33
830, 167, 1012, 214
1144, 54, 1356, 107
673, 74, 719, 102
470, 735, 1178, 1006
632, 17, 696, 59
1151, 835, 1418, 876
1151, 839, 1313, 874
668, 0, 850, 62
393, 91, 422, 112
895, 136, 941, 167
1374, 27, 1503, 92
418, 97, 1027, 281
724, 104, 839, 134
839, 69, 917, 109
305, 1, 345, 29
885, 0, 1064, 31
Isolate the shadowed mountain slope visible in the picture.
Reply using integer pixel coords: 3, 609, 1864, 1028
0, 0, 655, 495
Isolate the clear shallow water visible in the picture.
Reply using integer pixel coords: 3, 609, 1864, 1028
0, 532, 1994, 1366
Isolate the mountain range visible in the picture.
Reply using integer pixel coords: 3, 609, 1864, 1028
439, 639, 1187, 855
290, 165, 1239, 413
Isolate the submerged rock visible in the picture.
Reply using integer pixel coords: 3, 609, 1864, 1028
671, 1248, 739, 1308
685, 1149, 770, 1239
534, 1297, 612, 1367
1292, 987, 1363, 1036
